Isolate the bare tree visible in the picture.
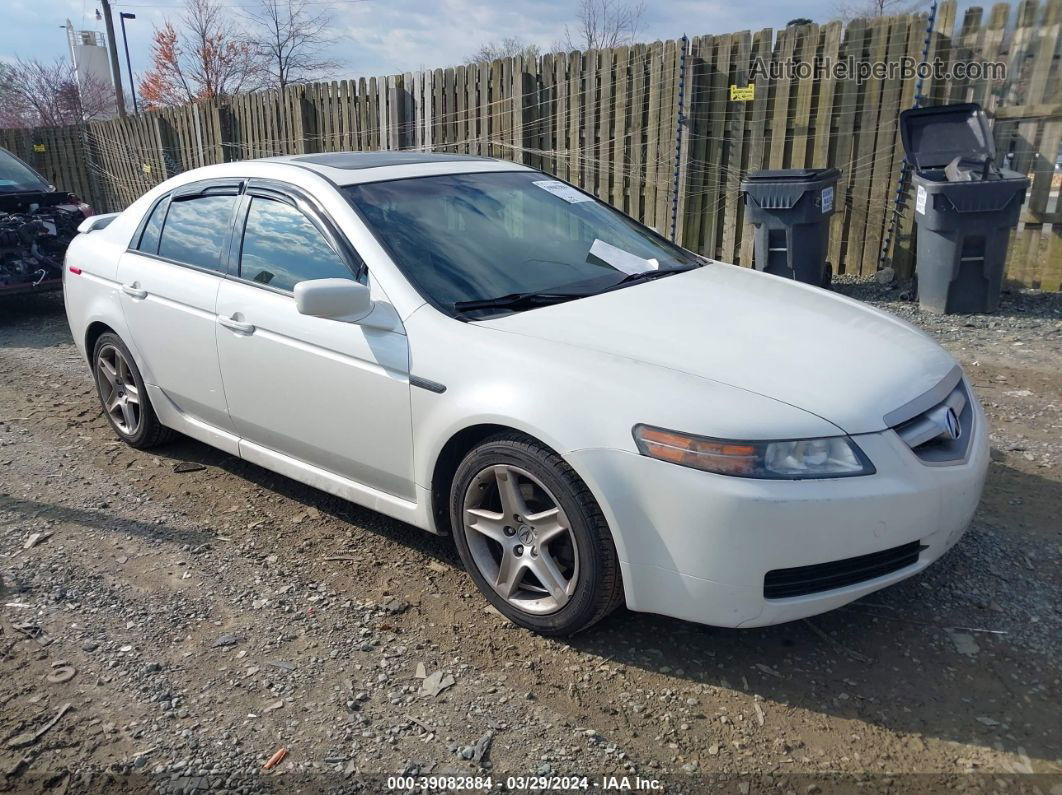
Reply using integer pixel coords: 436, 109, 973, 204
561, 0, 646, 51
140, 0, 264, 108
0, 57, 115, 127
244, 0, 342, 91
834, 0, 928, 21
466, 37, 541, 64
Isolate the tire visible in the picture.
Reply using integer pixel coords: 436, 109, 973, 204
92, 332, 174, 449
450, 432, 624, 636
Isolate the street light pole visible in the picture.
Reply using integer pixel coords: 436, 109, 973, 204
120, 12, 138, 114
99, 0, 127, 116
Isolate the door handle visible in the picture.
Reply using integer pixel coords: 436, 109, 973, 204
219, 315, 256, 334
121, 283, 147, 299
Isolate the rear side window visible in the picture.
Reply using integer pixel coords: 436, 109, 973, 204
239, 197, 354, 291
158, 194, 236, 272
137, 195, 170, 254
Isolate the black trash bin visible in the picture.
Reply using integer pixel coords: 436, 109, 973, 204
900, 102, 1029, 315
740, 167, 840, 288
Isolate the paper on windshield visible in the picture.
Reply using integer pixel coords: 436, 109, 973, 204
533, 180, 594, 203
589, 238, 659, 275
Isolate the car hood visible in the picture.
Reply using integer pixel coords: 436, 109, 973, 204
478, 263, 956, 435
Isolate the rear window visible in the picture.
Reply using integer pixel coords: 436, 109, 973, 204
158, 194, 236, 272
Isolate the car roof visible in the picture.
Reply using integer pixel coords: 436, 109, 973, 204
261, 151, 533, 185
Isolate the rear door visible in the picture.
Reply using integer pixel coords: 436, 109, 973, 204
116, 181, 242, 433
214, 181, 414, 499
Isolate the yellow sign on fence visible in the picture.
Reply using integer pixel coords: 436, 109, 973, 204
32, 143, 46, 152
730, 84, 755, 102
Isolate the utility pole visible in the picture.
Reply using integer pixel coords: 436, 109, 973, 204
120, 12, 138, 114
100, 0, 127, 117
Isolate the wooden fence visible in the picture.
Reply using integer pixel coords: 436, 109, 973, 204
2, 0, 1060, 290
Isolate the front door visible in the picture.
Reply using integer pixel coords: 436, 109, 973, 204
214, 187, 414, 500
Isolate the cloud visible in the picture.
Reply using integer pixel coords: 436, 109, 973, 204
2, 0, 923, 88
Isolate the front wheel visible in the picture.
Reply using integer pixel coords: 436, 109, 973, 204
450, 432, 623, 636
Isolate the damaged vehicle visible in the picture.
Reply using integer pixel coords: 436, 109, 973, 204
0, 147, 92, 297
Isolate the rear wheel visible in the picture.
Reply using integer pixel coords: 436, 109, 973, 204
92, 333, 173, 449
450, 432, 623, 636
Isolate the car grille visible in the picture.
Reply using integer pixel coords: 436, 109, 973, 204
888, 373, 974, 465
763, 541, 925, 599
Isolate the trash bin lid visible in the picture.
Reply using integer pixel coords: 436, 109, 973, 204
742, 167, 841, 183
900, 102, 995, 171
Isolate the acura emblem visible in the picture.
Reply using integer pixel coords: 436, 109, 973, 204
943, 407, 961, 440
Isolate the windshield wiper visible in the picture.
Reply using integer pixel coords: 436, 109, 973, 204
454, 290, 587, 313
608, 267, 691, 288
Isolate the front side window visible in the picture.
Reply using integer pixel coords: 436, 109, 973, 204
238, 197, 354, 292
158, 194, 236, 272
343, 171, 702, 317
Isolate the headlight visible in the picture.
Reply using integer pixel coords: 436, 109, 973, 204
632, 425, 875, 479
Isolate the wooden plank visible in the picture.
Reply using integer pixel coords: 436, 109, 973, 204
738, 28, 775, 267
720, 31, 753, 263
845, 18, 890, 276
643, 42, 664, 232
789, 24, 818, 169
826, 18, 867, 274
1028, 120, 1062, 217
610, 46, 630, 213
566, 51, 583, 186
627, 47, 645, 221
811, 21, 843, 169
701, 34, 734, 259
861, 14, 911, 272
595, 48, 613, 199
767, 26, 797, 170
1036, 224, 1062, 290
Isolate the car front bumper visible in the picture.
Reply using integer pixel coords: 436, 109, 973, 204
567, 396, 989, 628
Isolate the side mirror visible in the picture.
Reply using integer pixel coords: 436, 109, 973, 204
294, 278, 373, 323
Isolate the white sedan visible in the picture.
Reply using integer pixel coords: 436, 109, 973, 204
64, 152, 989, 635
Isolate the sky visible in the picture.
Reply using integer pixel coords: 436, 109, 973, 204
2, 0, 854, 91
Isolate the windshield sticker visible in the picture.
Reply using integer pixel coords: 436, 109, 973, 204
533, 180, 594, 204
589, 238, 659, 275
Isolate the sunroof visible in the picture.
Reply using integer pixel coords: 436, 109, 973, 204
290, 152, 492, 170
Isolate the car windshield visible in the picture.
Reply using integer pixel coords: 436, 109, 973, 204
343, 171, 702, 317
0, 150, 51, 194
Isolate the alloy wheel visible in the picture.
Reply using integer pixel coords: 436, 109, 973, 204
461, 464, 580, 615
96, 344, 141, 436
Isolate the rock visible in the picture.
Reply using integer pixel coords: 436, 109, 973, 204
948, 632, 980, 656
875, 267, 895, 285
23, 531, 52, 549
81, 641, 99, 652
472, 731, 494, 766
173, 462, 206, 473
382, 597, 409, 615
212, 634, 238, 648
420, 671, 455, 698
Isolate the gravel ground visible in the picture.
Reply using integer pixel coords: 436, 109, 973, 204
1, 283, 1060, 794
